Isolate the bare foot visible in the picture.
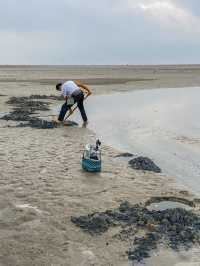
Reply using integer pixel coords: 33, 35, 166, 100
82, 121, 88, 128
52, 118, 63, 126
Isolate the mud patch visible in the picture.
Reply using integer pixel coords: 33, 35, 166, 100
129, 156, 161, 173
71, 200, 200, 263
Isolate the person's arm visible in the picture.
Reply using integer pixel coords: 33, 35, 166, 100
75, 81, 92, 95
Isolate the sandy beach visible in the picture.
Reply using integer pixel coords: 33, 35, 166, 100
1, 65, 200, 266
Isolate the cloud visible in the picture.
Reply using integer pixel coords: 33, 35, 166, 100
0, 0, 199, 64
127, 0, 200, 35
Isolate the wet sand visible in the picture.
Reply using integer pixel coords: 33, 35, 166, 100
1, 64, 200, 95
1, 65, 200, 266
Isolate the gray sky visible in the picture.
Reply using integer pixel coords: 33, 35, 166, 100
0, 0, 200, 64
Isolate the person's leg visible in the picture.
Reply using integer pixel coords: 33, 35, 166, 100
78, 101, 88, 122
74, 93, 88, 122
58, 102, 68, 121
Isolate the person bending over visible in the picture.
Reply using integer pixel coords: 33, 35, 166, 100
56, 80, 92, 125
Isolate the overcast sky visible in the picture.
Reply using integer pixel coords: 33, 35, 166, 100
0, 0, 200, 64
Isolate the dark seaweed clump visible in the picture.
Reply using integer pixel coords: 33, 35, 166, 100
16, 118, 56, 129
0, 96, 57, 129
29, 95, 63, 101
6, 96, 50, 112
115, 152, 134, 158
129, 156, 161, 173
71, 201, 200, 263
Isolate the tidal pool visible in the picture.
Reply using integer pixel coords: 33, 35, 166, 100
146, 201, 193, 211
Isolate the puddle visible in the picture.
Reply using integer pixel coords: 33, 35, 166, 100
145, 196, 195, 211
0, 112, 9, 118
15, 204, 43, 214
147, 201, 193, 211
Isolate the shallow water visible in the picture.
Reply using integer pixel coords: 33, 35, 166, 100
55, 87, 200, 194
147, 201, 193, 211
80, 87, 200, 194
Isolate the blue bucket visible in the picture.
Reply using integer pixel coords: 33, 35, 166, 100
82, 141, 102, 172
82, 158, 101, 172
82, 145, 101, 172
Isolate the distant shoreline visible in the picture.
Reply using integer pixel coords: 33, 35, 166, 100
0, 64, 200, 66
0, 65, 200, 94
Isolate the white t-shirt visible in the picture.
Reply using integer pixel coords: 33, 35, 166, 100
61, 81, 80, 97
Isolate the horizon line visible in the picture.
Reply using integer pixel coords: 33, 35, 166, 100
0, 64, 200, 67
